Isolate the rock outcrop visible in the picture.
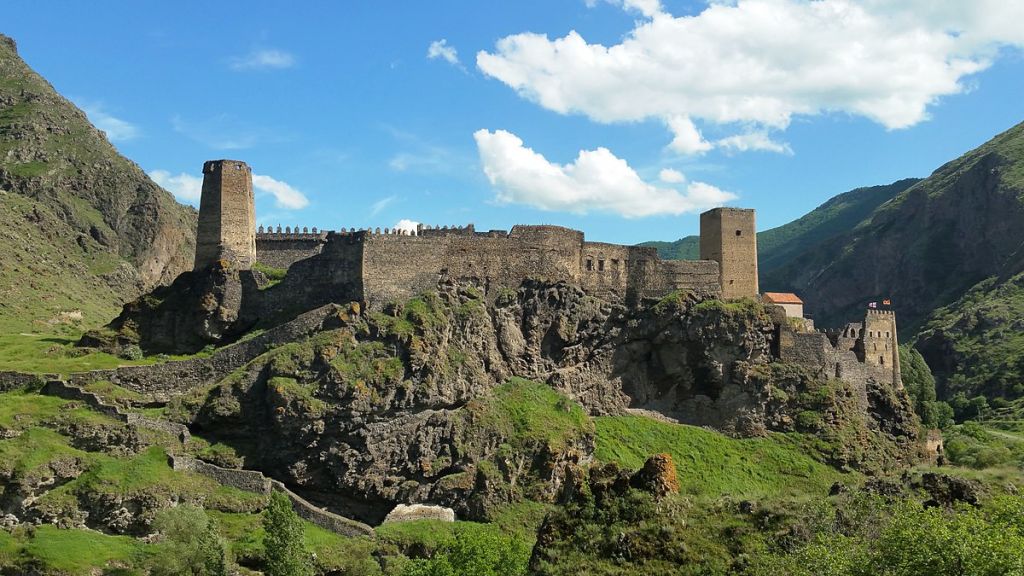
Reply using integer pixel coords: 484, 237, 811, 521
163, 281, 917, 523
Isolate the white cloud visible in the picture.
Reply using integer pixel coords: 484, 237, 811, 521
658, 168, 686, 183
667, 116, 713, 155
370, 195, 396, 216
252, 174, 309, 210
716, 131, 793, 155
584, 0, 662, 17
149, 169, 202, 204
478, 0, 1024, 153
230, 49, 295, 70
394, 219, 420, 234
427, 39, 460, 66
79, 102, 139, 142
473, 129, 735, 218
148, 170, 309, 210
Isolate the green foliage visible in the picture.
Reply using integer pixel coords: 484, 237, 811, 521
752, 497, 1024, 576
20, 525, 145, 575
918, 270, 1024, 403
468, 378, 594, 454
397, 523, 529, 576
253, 262, 288, 289
148, 505, 231, 576
942, 420, 1024, 469
262, 491, 312, 576
594, 415, 845, 499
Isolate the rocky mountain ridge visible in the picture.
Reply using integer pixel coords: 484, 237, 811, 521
0, 33, 196, 330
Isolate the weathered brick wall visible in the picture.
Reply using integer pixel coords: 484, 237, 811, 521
700, 208, 758, 299
362, 233, 448, 306
171, 454, 271, 494
779, 310, 901, 387
194, 160, 256, 270
652, 259, 721, 299
256, 230, 327, 270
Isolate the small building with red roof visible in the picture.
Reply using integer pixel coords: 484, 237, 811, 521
762, 292, 804, 319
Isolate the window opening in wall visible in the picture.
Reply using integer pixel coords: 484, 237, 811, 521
586, 259, 593, 271
736, 230, 742, 236
611, 259, 619, 270
598, 260, 605, 271
880, 356, 885, 365
873, 343, 877, 351
835, 365, 842, 378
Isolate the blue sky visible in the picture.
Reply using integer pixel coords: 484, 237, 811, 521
5, 1, 1024, 244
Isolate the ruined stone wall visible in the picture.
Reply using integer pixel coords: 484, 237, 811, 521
194, 160, 256, 270
249, 234, 364, 322
700, 208, 758, 299
67, 304, 344, 400
863, 310, 901, 386
256, 227, 327, 270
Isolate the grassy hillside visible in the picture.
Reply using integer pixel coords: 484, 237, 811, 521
0, 33, 195, 332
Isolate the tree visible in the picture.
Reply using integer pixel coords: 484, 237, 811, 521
263, 490, 312, 576
148, 505, 230, 576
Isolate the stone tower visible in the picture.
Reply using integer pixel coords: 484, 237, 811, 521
863, 309, 901, 387
699, 207, 758, 299
193, 160, 256, 271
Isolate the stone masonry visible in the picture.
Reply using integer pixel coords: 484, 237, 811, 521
700, 208, 758, 299
194, 160, 256, 270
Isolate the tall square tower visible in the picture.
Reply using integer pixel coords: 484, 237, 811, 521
700, 208, 758, 299
193, 160, 256, 271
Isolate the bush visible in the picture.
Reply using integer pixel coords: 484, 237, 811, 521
148, 505, 230, 576
263, 491, 312, 576
399, 524, 528, 576
118, 344, 143, 361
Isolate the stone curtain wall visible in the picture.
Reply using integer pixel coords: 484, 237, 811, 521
255, 227, 328, 270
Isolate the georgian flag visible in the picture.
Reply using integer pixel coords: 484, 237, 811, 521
868, 302, 878, 309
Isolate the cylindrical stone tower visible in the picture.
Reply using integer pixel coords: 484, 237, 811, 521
193, 160, 256, 271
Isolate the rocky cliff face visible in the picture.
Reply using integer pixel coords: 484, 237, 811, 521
165, 281, 918, 523
0, 33, 196, 329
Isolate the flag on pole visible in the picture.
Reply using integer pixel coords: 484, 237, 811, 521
868, 302, 878, 309
882, 299, 891, 306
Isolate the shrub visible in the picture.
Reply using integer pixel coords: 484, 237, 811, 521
118, 344, 143, 361
263, 491, 312, 576
148, 505, 231, 576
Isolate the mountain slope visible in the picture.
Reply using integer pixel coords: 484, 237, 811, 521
0, 34, 195, 330
639, 179, 916, 272
762, 121, 1024, 334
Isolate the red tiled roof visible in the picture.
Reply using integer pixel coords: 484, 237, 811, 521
762, 292, 803, 304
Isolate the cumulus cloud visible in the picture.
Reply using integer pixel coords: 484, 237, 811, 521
149, 169, 202, 204
667, 116, 713, 155
79, 102, 139, 142
658, 168, 686, 184
427, 39, 460, 66
229, 49, 295, 70
252, 174, 309, 210
478, 0, 1024, 154
394, 219, 420, 234
473, 129, 735, 218
150, 170, 309, 210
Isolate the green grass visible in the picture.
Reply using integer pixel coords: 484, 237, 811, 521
594, 415, 847, 499
0, 427, 92, 483
0, 390, 66, 427
0, 331, 140, 373
252, 261, 287, 289
45, 446, 266, 513
21, 525, 145, 574
469, 378, 594, 453
81, 379, 144, 404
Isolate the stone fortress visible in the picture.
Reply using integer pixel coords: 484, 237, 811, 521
196, 159, 901, 388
